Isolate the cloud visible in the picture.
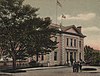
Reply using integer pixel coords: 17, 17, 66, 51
58, 13, 96, 21
82, 26, 100, 32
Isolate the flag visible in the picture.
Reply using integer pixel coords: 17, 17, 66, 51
62, 14, 66, 19
59, 23, 62, 31
57, 0, 62, 7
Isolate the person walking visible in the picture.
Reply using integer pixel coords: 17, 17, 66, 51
79, 60, 83, 72
73, 61, 80, 72
76, 61, 80, 72
79, 63, 82, 72
73, 61, 76, 72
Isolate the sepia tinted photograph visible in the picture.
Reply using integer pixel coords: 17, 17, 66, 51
0, 0, 100, 76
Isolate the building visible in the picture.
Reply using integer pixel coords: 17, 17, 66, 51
33, 24, 86, 66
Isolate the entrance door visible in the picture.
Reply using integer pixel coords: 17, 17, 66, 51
70, 52, 73, 65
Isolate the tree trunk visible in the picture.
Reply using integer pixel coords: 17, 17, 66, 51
35, 49, 39, 62
12, 54, 16, 70
10, 42, 16, 70
36, 52, 38, 62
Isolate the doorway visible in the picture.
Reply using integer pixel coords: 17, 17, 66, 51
70, 52, 73, 65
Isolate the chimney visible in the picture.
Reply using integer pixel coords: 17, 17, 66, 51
77, 26, 82, 32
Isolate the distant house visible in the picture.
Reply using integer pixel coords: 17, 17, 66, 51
34, 23, 86, 66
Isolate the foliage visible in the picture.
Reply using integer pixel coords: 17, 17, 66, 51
0, 0, 58, 69
84, 45, 100, 66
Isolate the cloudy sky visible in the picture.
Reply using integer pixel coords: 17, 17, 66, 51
24, 0, 100, 50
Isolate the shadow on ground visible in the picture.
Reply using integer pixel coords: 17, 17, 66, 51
0, 69, 26, 73
82, 68, 97, 71
0, 74, 13, 76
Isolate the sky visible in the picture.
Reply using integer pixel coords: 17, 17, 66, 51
24, 0, 100, 50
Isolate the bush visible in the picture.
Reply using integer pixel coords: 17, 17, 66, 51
28, 60, 44, 67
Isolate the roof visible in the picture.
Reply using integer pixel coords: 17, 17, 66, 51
50, 23, 86, 38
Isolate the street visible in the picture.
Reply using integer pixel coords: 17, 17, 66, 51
1, 66, 99, 76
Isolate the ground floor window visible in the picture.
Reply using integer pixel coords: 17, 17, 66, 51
54, 52, 57, 61
66, 52, 69, 62
41, 53, 44, 60
74, 52, 76, 61
79, 52, 81, 60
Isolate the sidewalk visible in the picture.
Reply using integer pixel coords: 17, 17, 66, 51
20, 65, 100, 73
20, 66, 68, 71
0, 66, 68, 75
0, 65, 100, 74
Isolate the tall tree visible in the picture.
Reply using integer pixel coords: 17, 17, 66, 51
84, 45, 100, 65
0, 0, 57, 69
84, 45, 93, 62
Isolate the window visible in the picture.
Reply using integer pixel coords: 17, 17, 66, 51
79, 53, 81, 60
41, 53, 44, 60
70, 39, 73, 47
67, 38, 69, 46
66, 52, 69, 62
70, 52, 73, 61
54, 52, 57, 61
74, 39, 76, 47
79, 41, 81, 48
74, 52, 76, 61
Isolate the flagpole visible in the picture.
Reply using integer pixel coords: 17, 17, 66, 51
56, 0, 67, 65
60, 7, 63, 27
56, 0, 57, 24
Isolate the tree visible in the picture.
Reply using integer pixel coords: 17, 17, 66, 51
25, 17, 58, 62
0, 0, 57, 70
84, 45, 100, 65
84, 45, 93, 62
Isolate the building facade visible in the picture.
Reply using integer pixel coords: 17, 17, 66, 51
35, 24, 86, 66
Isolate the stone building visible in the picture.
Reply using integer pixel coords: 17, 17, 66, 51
34, 24, 86, 66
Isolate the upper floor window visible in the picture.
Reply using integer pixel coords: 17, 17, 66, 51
70, 39, 73, 47
79, 41, 81, 48
74, 39, 76, 47
67, 38, 69, 46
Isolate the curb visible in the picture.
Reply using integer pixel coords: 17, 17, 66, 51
20, 66, 68, 71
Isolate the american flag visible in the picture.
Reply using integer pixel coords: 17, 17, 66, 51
57, 0, 62, 7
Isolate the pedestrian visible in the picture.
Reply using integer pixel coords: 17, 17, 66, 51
79, 63, 82, 71
79, 60, 83, 72
73, 61, 80, 72
73, 61, 77, 72
76, 61, 80, 72
68, 60, 71, 67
